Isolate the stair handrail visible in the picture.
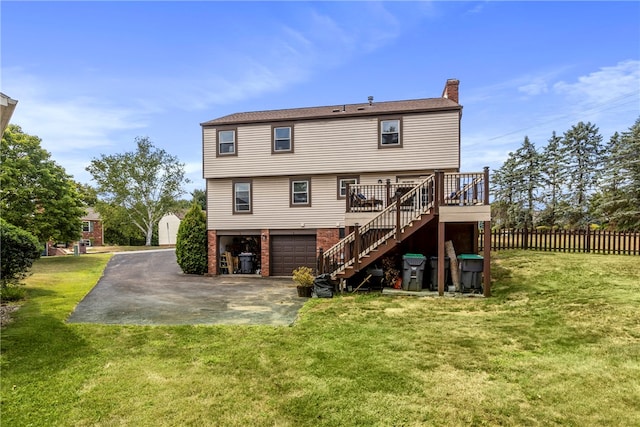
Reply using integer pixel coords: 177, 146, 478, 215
321, 175, 436, 276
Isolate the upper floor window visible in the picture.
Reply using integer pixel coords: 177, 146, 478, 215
82, 221, 92, 232
273, 125, 293, 153
290, 177, 311, 207
233, 180, 252, 214
217, 129, 237, 156
337, 176, 359, 199
379, 118, 402, 148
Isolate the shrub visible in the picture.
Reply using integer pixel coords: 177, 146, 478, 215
175, 204, 208, 275
0, 284, 27, 302
292, 266, 315, 287
0, 218, 41, 287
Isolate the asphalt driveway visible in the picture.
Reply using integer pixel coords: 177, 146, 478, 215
67, 249, 306, 326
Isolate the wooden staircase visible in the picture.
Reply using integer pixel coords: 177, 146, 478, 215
319, 175, 437, 280
318, 169, 489, 281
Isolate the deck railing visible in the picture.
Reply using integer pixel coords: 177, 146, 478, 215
320, 169, 489, 278
442, 172, 487, 206
321, 175, 437, 276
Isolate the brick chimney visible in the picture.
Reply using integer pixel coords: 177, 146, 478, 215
442, 79, 459, 104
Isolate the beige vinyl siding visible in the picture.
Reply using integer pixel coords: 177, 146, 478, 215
208, 171, 436, 231
208, 176, 346, 230
203, 111, 459, 179
439, 206, 491, 222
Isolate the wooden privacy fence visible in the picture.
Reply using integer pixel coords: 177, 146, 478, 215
480, 229, 640, 256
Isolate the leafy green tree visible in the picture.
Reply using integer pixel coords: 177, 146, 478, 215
95, 202, 146, 245
87, 137, 189, 246
191, 189, 206, 211
75, 182, 99, 206
175, 203, 208, 275
0, 125, 85, 243
560, 122, 603, 228
0, 218, 41, 287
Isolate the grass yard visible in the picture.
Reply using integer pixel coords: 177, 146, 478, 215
1, 251, 639, 426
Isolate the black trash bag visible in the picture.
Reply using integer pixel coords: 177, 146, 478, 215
313, 274, 334, 298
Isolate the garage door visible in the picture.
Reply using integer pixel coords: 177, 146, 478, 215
271, 235, 317, 276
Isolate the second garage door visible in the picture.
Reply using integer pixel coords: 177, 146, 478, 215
271, 234, 317, 276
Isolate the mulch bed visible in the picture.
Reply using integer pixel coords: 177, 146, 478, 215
0, 305, 19, 328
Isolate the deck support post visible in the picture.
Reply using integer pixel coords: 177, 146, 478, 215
438, 221, 445, 296
483, 167, 491, 297
483, 220, 491, 297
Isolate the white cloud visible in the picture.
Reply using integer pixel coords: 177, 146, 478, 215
518, 78, 549, 96
5, 67, 149, 153
174, 4, 406, 112
553, 59, 640, 106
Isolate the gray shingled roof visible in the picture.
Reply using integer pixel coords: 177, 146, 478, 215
201, 97, 460, 126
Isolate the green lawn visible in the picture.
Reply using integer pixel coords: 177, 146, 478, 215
1, 251, 639, 426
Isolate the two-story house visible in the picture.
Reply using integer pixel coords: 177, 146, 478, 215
81, 207, 103, 246
201, 79, 491, 295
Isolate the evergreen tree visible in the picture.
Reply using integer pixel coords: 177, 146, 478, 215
538, 131, 566, 228
175, 203, 208, 275
595, 118, 640, 229
491, 154, 520, 228
513, 136, 542, 229
491, 137, 542, 229
560, 122, 603, 228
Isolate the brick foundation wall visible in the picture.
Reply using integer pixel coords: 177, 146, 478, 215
317, 228, 340, 254
260, 229, 270, 277
207, 230, 218, 275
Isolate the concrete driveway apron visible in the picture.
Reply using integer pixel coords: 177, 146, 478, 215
67, 249, 305, 326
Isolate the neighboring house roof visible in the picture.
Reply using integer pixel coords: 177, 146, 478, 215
161, 210, 190, 221
1, 92, 18, 134
201, 97, 461, 126
82, 207, 102, 222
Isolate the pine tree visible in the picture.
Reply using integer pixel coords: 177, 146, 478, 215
595, 118, 640, 229
491, 154, 520, 228
513, 136, 542, 229
560, 122, 603, 228
539, 131, 565, 228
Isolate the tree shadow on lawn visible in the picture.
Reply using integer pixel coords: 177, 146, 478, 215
1, 287, 93, 375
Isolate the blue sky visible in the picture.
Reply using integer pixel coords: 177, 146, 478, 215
2, 1, 639, 195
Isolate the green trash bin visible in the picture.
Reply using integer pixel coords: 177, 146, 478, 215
458, 254, 484, 293
429, 256, 450, 291
402, 254, 426, 291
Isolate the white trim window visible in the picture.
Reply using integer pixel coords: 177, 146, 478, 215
218, 130, 236, 155
380, 119, 401, 146
338, 177, 358, 199
273, 126, 292, 152
233, 181, 252, 213
291, 178, 311, 206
